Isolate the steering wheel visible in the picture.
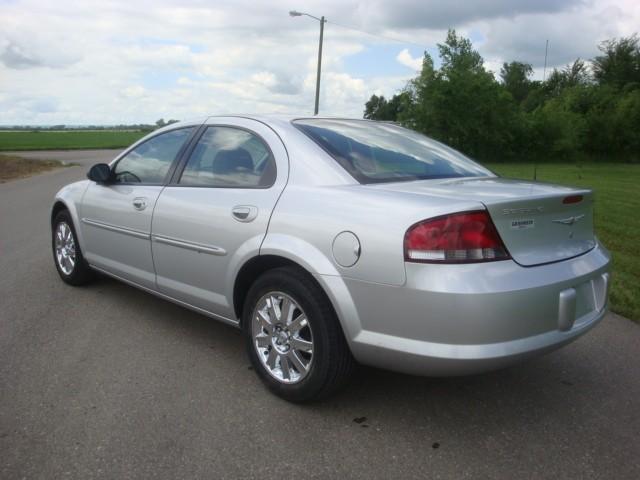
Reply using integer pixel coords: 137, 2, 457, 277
116, 170, 142, 183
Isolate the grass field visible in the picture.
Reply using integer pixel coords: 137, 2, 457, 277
0, 131, 148, 151
485, 162, 639, 322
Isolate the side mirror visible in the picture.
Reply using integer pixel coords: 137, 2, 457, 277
87, 163, 113, 184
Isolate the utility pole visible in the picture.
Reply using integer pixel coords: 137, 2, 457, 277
290, 11, 326, 115
314, 16, 325, 115
543, 39, 549, 81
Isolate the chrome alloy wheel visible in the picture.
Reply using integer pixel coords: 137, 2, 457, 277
252, 292, 314, 384
54, 222, 76, 275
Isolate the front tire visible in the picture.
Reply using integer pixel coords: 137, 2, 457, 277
52, 210, 94, 286
243, 266, 355, 402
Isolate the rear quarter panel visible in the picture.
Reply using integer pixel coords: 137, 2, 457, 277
262, 184, 482, 286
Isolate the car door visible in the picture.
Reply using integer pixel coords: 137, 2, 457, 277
80, 126, 197, 289
151, 117, 288, 319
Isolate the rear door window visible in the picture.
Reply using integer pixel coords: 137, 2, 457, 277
178, 126, 276, 188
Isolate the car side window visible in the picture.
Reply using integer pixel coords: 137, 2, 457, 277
178, 126, 276, 188
113, 127, 194, 184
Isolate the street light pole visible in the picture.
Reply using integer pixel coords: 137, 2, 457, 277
314, 16, 325, 115
289, 11, 326, 115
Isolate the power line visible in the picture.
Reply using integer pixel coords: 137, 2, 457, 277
325, 19, 430, 51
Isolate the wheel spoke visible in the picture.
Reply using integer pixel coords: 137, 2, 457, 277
256, 333, 270, 349
290, 337, 313, 353
280, 297, 294, 325
288, 314, 308, 333
288, 350, 308, 373
267, 296, 280, 323
279, 354, 291, 380
256, 310, 273, 334
266, 348, 278, 369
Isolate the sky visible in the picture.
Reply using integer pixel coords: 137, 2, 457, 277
0, 0, 638, 125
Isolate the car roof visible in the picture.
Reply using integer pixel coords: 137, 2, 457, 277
166, 115, 385, 132
203, 114, 378, 124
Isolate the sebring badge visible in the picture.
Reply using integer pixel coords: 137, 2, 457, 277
552, 214, 585, 226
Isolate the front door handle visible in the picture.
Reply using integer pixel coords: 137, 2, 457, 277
232, 205, 258, 222
133, 197, 148, 211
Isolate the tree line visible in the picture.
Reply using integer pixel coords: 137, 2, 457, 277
364, 30, 640, 162
2, 119, 179, 132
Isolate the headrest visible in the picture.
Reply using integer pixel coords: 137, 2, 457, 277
212, 148, 253, 174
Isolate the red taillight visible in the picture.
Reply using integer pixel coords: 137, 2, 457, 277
404, 210, 510, 263
563, 195, 583, 204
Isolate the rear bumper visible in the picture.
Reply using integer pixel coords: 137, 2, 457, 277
331, 241, 611, 376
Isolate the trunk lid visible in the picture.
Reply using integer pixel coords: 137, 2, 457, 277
371, 176, 596, 266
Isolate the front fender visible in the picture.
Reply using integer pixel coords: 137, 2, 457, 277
52, 180, 91, 252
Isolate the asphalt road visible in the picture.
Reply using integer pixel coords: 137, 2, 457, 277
1, 150, 639, 479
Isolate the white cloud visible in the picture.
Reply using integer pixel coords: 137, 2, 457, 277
396, 49, 422, 70
352, 0, 586, 29
473, 0, 640, 77
121, 86, 147, 99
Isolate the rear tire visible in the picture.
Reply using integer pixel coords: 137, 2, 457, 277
243, 266, 355, 402
52, 210, 94, 286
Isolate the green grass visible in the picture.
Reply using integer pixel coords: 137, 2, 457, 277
484, 162, 640, 322
0, 130, 148, 151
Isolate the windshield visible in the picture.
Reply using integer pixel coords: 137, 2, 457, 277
293, 119, 493, 184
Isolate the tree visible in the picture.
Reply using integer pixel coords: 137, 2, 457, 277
363, 29, 640, 163
155, 118, 180, 128
531, 92, 588, 157
402, 30, 521, 160
364, 94, 386, 120
615, 89, 640, 154
500, 61, 533, 103
364, 93, 409, 121
593, 35, 640, 89
438, 29, 484, 76
563, 59, 590, 87
545, 59, 590, 95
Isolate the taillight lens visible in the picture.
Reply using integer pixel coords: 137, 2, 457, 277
404, 210, 510, 263
562, 195, 583, 204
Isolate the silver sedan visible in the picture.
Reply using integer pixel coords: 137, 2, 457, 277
51, 116, 611, 401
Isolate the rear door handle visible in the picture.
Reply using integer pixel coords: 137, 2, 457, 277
232, 205, 258, 222
133, 197, 148, 211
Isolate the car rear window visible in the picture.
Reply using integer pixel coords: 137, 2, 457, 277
293, 119, 492, 184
